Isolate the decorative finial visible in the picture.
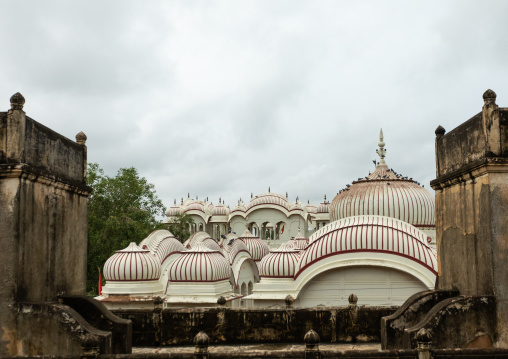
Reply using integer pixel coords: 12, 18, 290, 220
75, 131, 87, 145
181, 197, 183, 204
435, 125, 446, 137
188, 193, 190, 198
251, 192, 253, 198
375, 129, 386, 165
296, 196, 299, 202
174, 199, 176, 205
286, 192, 288, 199
483, 89, 496, 103
268, 186, 270, 193
324, 194, 326, 201
307, 199, 309, 204
10, 92, 25, 111
219, 197, 221, 203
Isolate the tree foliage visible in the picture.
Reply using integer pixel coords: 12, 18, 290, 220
86, 163, 166, 295
167, 212, 194, 243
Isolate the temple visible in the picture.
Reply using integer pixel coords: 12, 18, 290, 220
98, 130, 437, 309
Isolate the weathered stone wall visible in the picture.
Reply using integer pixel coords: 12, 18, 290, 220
112, 307, 396, 346
0, 93, 93, 356
431, 90, 508, 346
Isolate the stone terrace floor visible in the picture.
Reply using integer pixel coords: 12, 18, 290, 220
133, 343, 381, 354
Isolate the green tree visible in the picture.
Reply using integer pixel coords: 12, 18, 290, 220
167, 212, 194, 243
86, 163, 166, 295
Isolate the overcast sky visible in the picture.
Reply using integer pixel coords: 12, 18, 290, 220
2, 1, 507, 210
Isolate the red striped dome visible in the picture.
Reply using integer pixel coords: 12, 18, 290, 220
223, 238, 251, 264
293, 232, 309, 250
246, 193, 290, 212
330, 163, 435, 228
297, 215, 437, 277
168, 244, 230, 282
238, 229, 270, 261
259, 248, 300, 278
103, 243, 161, 281
140, 230, 185, 264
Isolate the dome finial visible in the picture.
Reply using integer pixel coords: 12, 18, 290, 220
376, 128, 386, 165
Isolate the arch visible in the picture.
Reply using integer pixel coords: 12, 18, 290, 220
294, 251, 435, 292
241, 282, 247, 296
297, 265, 428, 307
248, 281, 253, 295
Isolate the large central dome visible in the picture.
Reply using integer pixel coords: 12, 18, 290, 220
330, 130, 435, 228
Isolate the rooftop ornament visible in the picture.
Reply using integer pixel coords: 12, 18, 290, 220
375, 128, 386, 165
10, 92, 25, 111
75, 131, 87, 145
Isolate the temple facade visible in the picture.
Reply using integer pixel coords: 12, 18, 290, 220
98, 131, 437, 309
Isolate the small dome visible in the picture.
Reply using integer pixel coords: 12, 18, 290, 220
184, 231, 221, 251
289, 200, 304, 211
183, 200, 205, 214
231, 201, 247, 213
259, 247, 300, 278
305, 204, 317, 214
238, 229, 270, 261
293, 232, 309, 250
168, 244, 230, 282
212, 203, 230, 216
223, 238, 251, 264
317, 201, 330, 213
166, 204, 181, 217
140, 230, 185, 264
103, 242, 161, 281
246, 193, 290, 212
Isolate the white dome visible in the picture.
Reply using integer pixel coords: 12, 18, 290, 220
297, 215, 437, 278
212, 203, 230, 216
184, 231, 222, 251
103, 242, 161, 281
259, 248, 300, 278
140, 230, 185, 264
168, 244, 230, 282
223, 238, 251, 264
238, 229, 269, 261
246, 193, 290, 212
330, 163, 435, 228
293, 232, 309, 250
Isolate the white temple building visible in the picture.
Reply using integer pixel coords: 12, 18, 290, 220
97, 131, 437, 309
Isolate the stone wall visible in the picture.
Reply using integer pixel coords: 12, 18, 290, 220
0, 93, 97, 356
112, 306, 396, 346
430, 90, 508, 346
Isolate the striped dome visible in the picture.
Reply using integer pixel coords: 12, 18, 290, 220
223, 238, 251, 264
104, 242, 161, 281
317, 201, 330, 213
168, 244, 230, 282
183, 200, 205, 213
246, 193, 290, 212
293, 232, 309, 250
330, 163, 435, 228
140, 230, 185, 264
184, 231, 222, 251
259, 248, 300, 278
297, 215, 437, 277
231, 201, 247, 214
305, 204, 318, 214
212, 203, 230, 216
166, 204, 181, 217
238, 229, 270, 261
